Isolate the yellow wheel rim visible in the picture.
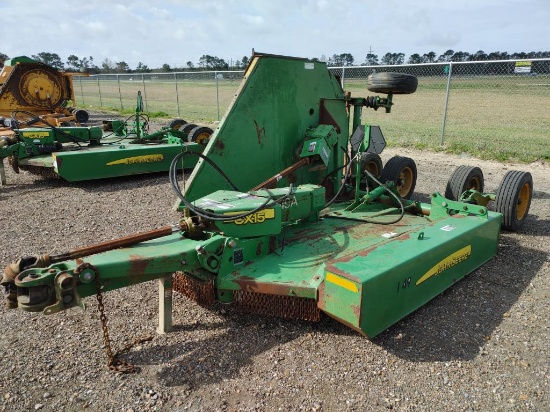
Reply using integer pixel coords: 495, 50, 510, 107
364, 162, 380, 177
195, 132, 211, 145
397, 167, 414, 197
468, 176, 482, 191
516, 182, 531, 220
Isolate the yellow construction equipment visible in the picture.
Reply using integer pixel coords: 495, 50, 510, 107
0, 56, 89, 134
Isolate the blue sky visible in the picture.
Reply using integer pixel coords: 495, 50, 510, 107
1, 0, 548, 69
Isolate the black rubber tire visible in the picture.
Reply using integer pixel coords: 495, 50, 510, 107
187, 126, 214, 145
494, 171, 533, 232
74, 109, 89, 123
380, 156, 417, 199
444, 166, 484, 201
168, 118, 187, 130
359, 152, 383, 178
367, 72, 418, 94
182, 123, 198, 135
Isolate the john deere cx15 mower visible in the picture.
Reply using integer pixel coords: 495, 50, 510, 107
2, 52, 533, 370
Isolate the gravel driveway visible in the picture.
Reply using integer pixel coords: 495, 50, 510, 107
1, 146, 548, 412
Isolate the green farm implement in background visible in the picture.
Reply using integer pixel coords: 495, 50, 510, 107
2, 52, 533, 370
0, 92, 213, 183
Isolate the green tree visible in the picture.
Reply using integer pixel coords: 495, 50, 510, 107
135, 62, 150, 72
380, 52, 404, 65
186, 61, 194, 69
0, 52, 10, 68
66, 54, 79, 71
437, 50, 454, 62
241, 56, 249, 67
79, 56, 93, 70
364, 53, 378, 65
116, 61, 131, 72
162, 63, 171, 72
422, 51, 437, 63
101, 58, 115, 73
451, 51, 470, 62
328, 53, 355, 66
31, 52, 64, 69
198, 55, 228, 70
408, 53, 423, 64
66, 55, 93, 71
487, 51, 509, 60
470, 50, 487, 61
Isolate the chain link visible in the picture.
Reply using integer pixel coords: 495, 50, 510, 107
94, 275, 151, 373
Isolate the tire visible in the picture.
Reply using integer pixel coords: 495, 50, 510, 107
494, 171, 533, 232
187, 126, 214, 145
74, 109, 89, 123
444, 166, 484, 201
380, 156, 417, 199
359, 152, 383, 178
168, 118, 187, 130
367, 72, 418, 94
182, 123, 198, 135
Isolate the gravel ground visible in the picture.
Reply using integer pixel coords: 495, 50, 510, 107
0, 145, 548, 412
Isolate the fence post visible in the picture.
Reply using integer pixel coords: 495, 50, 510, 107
341, 66, 346, 88
215, 71, 220, 120
79, 76, 85, 106
174, 72, 181, 117
117, 75, 123, 110
440, 62, 453, 146
97, 76, 103, 107
141, 74, 148, 112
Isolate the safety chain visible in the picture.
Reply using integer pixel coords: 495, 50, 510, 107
94, 275, 152, 373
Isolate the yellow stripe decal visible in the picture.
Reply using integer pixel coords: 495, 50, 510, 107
244, 57, 259, 78
326, 272, 358, 293
106, 154, 164, 166
416, 245, 472, 286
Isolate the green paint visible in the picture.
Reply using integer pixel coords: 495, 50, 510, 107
11, 52, 519, 339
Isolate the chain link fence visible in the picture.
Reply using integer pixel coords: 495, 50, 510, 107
76, 59, 550, 162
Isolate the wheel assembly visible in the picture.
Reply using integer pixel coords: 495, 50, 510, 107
168, 118, 187, 130
366, 72, 418, 94
494, 170, 533, 231
359, 152, 383, 178
187, 126, 214, 145
380, 155, 417, 199
352, 152, 383, 190
445, 165, 484, 201
182, 123, 198, 136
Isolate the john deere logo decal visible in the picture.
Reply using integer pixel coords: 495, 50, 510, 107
107, 154, 164, 166
416, 245, 471, 285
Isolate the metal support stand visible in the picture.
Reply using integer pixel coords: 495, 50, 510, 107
157, 275, 173, 334
0, 159, 6, 186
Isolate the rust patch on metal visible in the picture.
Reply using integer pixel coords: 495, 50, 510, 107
268, 236, 278, 254
317, 282, 326, 311
256, 241, 263, 256
215, 139, 225, 151
233, 290, 320, 322
128, 254, 151, 275
322, 311, 366, 336
253, 120, 266, 145
172, 272, 215, 308
319, 99, 341, 133
233, 277, 310, 296
351, 303, 361, 318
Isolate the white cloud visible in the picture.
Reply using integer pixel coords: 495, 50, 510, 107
0, 0, 548, 69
